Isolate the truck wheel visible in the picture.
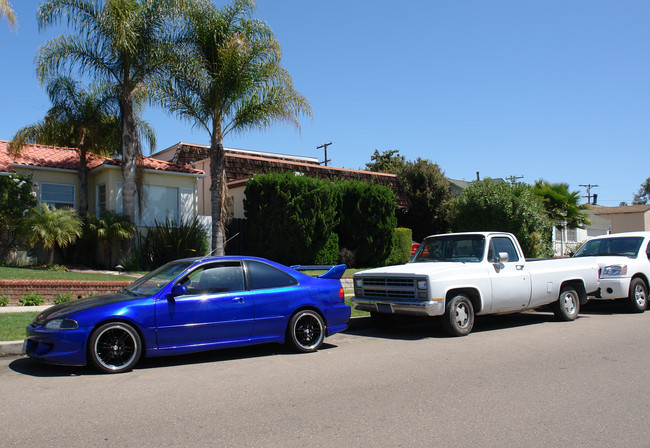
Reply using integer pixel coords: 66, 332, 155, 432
627, 278, 647, 313
552, 286, 580, 321
441, 294, 474, 337
370, 311, 396, 329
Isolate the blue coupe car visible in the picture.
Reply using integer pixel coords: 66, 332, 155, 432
24, 257, 350, 373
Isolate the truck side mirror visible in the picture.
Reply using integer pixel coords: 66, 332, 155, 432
497, 252, 509, 263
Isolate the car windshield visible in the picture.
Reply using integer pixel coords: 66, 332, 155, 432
573, 237, 643, 258
125, 260, 195, 296
411, 235, 485, 263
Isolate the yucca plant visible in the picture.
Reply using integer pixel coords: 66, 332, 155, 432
20, 204, 83, 264
85, 211, 136, 267
140, 218, 209, 269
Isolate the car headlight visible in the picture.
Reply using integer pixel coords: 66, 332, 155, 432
417, 280, 428, 290
44, 318, 79, 330
355, 278, 363, 288
601, 265, 627, 277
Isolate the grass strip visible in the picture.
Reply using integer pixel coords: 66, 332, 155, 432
0, 312, 40, 342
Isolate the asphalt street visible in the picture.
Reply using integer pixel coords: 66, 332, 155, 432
1, 302, 649, 447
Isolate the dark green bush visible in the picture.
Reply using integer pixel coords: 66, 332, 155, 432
244, 172, 339, 265
314, 232, 339, 265
54, 293, 72, 304
20, 293, 45, 306
335, 180, 397, 267
0, 295, 8, 307
138, 217, 210, 269
386, 227, 412, 265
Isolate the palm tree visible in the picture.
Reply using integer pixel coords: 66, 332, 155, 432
533, 180, 591, 254
85, 210, 136, 267
0, 0, 16, 31
36, 0, 179, 228
155, 0, 312, 254
9, 77, 125, 215
21, 204, 83, 264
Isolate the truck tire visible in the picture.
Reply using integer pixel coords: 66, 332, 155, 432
441, 294, 474, 337
552, 286, 580, 321
627, 278, 648, 313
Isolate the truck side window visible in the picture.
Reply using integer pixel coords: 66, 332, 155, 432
491, 237, 519, 262
646, 242, 650, 260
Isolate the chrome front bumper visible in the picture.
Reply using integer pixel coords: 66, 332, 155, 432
351, 297, 445, 317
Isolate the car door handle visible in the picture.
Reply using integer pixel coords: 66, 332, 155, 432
232, 297, 245, 303
516, 265, 525, 270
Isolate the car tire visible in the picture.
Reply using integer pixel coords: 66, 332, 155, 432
627, 278, 648, 313
441, 294, 474, 337
88, 322, 142, 374
287, 310, 325, 353
552, 286, 580, 321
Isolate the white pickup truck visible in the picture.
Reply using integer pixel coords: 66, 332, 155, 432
351, 232, 600, 336
572, 231, 650, 312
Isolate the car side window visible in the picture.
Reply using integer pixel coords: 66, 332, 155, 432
490, 237, 519, 262
646, 242, 650, 261
179, 262, 245, 295
247, 260, 298, 290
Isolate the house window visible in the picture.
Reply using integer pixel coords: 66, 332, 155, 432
41, 183, 75, 208
567, 228, 577, 243
97, 184, 106, 215
137, 185, 179, 226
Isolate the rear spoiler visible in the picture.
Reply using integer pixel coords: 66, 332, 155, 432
290, 264, 347, 280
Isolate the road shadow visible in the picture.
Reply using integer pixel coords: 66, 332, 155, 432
580, 299, 636, 315
9, 341, 338, 377
346, 311, 581, 340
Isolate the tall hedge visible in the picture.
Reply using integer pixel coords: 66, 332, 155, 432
335, 180, 397, 267
243, 172, 338, 265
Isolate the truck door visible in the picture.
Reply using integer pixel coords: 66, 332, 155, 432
487, 236, 532, 312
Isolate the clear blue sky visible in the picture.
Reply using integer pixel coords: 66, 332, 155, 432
1, 1, 648, 205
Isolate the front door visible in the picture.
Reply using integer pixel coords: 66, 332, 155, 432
155, 261, 253, 348
487, 236, 532, 312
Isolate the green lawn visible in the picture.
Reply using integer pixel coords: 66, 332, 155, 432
0, 312, 39, 342
0, 266, 140, 282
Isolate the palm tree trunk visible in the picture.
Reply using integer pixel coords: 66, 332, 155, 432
209, 133, 226, 256
120, 91, 137, 255
78, 149, 89, 216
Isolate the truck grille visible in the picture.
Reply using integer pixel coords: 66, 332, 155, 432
356, 277, 420, 300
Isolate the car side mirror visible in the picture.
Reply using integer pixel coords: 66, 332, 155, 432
170, 284, 186, 298
497, 252, 509, 263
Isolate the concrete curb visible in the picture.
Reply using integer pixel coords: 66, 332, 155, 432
1, 314, 372, 357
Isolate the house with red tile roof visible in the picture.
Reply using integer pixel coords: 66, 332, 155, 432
0, 140, 204, 229
153, 142, 408, 220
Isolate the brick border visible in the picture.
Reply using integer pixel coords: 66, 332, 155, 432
0, 280, 131, 306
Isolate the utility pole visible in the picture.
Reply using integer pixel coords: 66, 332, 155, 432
317, 142, 332, 166
506, 175, 524, 185
579, 184, 599, 204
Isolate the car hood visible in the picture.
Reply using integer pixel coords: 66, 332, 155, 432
34, 291, 141, 324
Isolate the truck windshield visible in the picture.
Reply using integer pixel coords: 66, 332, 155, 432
573, 237, 643, 258
411, 235, 485, 263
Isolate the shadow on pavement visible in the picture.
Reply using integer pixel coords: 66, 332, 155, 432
9, 341, 338, 377
346, 311, 583, 340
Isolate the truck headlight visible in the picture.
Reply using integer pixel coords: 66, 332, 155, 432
417, 280, 427, 290
355, 278, 363, 288
601, 265, 627, 277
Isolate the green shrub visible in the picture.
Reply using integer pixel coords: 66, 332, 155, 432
53, 293, 72, 304
0, 295, 9, 307
139, 217, 210, 270
335, 180, 397, 267
19, 293, 45, 306
386, 227, 412, 265
244, 172, 339, 265
314, 233, 339, 265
